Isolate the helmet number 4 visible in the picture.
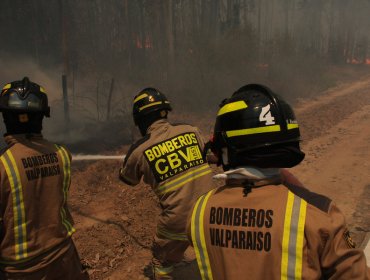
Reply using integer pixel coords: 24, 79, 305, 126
259, 104, 275, 125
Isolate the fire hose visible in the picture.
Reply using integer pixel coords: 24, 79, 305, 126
72, 154, 126, 161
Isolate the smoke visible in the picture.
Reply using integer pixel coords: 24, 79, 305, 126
1, 2, 369, 152
0, 53, 136, 150
0, 53, 62, 101
0, 54, 63, 148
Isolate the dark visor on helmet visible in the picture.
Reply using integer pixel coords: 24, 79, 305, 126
7, 92, 44, 110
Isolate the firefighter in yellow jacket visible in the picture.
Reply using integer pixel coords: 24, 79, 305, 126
187, 84, 370, 279
0, 77, 89, 279
119, 88, 216, 280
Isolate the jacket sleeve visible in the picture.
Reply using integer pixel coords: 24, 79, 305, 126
0, 173, 3, 242
0, 215, 2, 243
119, 148, 142, 186
57, 144, 72, 161
64, 146, 72, 162
319, 203, 370, 279
194, 127, 206, 150
194, 127, 219, 163
186, 201, 196, 246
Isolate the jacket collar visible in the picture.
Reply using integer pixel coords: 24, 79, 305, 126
147, 119, 169, 134
214, 166, 282, 187
4, 134, 43, 146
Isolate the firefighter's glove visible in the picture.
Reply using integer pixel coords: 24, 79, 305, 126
203, 140, 219, 165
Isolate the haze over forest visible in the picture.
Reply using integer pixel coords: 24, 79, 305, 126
0, 0, 370, 149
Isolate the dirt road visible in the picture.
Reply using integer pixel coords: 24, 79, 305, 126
69, 76, 370, 279
293, 79, 370, 242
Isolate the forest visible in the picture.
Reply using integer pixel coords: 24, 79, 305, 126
0, 0, 369, 148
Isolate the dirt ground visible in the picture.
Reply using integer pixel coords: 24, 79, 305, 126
68, 76, 370, 279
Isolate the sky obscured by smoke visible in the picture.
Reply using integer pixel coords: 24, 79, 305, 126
1, 0, 369, 151
0, 55, 62, 101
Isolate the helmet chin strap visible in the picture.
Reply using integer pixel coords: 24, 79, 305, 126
221, 147, 228, 164
138, 122, 148, 136
220, 147, 234, 170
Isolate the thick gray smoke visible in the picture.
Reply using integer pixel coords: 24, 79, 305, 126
0, 1, 369, 152
0, 55, 61, 101
0, 55, 134, 151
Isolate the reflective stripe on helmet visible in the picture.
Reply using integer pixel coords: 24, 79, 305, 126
138, 100, 170, 112
138, 101, 163, 111
225, 125, 281, 137
225, 124, 299, 138
133, 93, 148, 103
287, 123, 299, 130
217, 100, 248, 116
281, 191, 307, 280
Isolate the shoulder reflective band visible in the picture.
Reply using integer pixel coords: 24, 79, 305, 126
2, 83, 11, 91
226, 125, 281, 137
39, 86, 46, 93
191, 190, 215, 280
281, 191, 307, 280
138, 101, 170, 112
55, 145, 76, 236
134, 93, 148, 103
217, 100, 248, 116
156, 165, 212, 195
0, 150, 28, 260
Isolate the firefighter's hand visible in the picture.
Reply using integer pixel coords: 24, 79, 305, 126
206, 153, 219, 164
203, 140, 219, 164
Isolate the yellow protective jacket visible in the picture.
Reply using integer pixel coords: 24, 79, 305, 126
187, 177, 370, 280
119, 119, 215, 240
0, 134, 76, 273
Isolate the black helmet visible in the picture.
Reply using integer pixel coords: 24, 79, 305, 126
213, 84, 303, 169
132, 87, 172, 125
0, 77, 50, 117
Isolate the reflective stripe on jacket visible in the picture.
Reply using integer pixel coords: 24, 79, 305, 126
188, 182, 370, 280
0, 134, 75, 272
119, 119, 216, 236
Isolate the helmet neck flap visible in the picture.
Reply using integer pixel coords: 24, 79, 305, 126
137, 110, 168, 136
3, 112, 44, 135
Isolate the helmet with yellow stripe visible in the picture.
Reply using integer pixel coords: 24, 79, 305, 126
0, 77, 50, 117
213, 84, 304, 169
132, 87, 172, 135
133, 87, 171, 124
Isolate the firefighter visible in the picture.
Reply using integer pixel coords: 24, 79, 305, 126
119, 87, 216, 280
0, 77, 89, 280
187, 84, 370, 279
